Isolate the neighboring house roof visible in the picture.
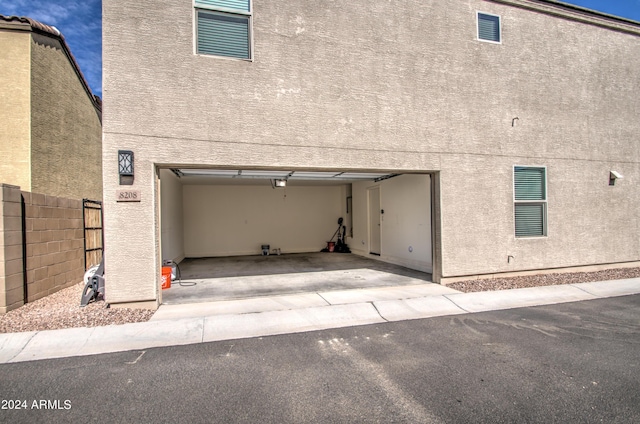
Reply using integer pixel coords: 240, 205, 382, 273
491, 0, 640, 35
0, 14, 102, 113
538, 0, 640, 25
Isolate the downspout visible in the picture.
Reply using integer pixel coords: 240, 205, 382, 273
82, 199, 87, 270
21, 194, 28, 304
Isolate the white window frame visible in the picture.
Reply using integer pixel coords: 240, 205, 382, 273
477, 11, 502, 44
194, 0, 253, 60
513, 165, 547, 238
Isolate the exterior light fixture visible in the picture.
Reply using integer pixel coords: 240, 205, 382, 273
118, 150, 134, 185
274, 179, 287, 187
609, 171, 623, 186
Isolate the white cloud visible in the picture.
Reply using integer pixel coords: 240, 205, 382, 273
3, 1, 71, 25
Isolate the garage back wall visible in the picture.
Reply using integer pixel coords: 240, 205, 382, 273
182, 184, 345, 257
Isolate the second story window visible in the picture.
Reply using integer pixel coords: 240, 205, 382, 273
477, 12, 501, 43
195, 0, 252, 59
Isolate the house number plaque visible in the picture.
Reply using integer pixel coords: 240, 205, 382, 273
116, 189, 141, 202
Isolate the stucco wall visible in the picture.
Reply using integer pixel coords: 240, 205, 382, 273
103, 0, 640, 303
0, 30, 31, 191
30, 33, 102, 201
438, 155, 638, 277
182, 184, 344, 257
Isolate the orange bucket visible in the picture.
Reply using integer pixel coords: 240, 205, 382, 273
161, 266, 172, 289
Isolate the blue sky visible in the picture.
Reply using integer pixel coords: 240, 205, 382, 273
1, 0, 639, 99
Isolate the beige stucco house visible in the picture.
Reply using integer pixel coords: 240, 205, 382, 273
102, 0, 639, 309
0, 15, 102, 201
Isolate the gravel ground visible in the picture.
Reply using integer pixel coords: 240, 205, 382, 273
0, 282, 154, 334
448, 267, 640, 292
1, 267, 639, 334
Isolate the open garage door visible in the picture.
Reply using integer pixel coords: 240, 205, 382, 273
158, 168, 434, 301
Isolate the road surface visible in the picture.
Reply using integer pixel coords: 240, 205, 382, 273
1, 294, 638, 423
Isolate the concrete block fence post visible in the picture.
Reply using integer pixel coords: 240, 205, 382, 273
0, 184, 25, 313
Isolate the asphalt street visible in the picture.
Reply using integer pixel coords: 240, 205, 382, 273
1, 294, 639, 423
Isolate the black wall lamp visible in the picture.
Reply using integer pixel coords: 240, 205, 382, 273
118, 150, 134, 185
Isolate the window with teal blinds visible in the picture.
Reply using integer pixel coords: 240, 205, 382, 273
196, 0, 250, 12
514, 166, 546, 237
478, 12, 501, 43
195, 0, 251, 59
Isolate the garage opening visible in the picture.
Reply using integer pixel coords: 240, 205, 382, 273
158, 168, 435, 304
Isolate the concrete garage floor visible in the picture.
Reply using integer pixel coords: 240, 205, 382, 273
161, 253, 433, 305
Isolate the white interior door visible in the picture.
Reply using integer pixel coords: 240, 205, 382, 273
368, 187, 381, 255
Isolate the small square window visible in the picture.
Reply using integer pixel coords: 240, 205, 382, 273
477, 12, 501, 43
195, 0, 252, 59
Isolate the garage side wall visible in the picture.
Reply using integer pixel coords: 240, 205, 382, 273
352, 175, 432, 273
160, 169, 184, 264
183, 184, 343, 257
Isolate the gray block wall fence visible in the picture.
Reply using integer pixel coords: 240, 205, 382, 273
0, 184, 86, 313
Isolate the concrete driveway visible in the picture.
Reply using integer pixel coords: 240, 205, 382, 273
161, 253, 434, 304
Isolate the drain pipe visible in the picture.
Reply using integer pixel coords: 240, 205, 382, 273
21, 194, 28, 304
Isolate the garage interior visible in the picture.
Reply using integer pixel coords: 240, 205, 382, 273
159, 168, 434, 304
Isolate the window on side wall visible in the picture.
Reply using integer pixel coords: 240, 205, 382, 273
514, 166, 547, 237
195, 0, 252, 59
477, 12, 501, 43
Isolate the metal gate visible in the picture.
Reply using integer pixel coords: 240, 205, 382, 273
83, 199, 103, 270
